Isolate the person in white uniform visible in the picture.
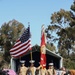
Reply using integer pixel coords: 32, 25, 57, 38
47, 63, 56, 75
19, 60, 28, 75
28, 60, 36, 75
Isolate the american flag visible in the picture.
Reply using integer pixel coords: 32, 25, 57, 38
10, 26, 31, 58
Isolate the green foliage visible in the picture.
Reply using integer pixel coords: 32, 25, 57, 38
0, 19, 24, 64
46, 43, 56, 51
64, 58, 75, 69
51, 9, 71, 26
70, 1, 75, 12
46, 1, 75, 69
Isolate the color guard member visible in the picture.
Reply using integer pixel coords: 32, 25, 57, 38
19, 60, 28, 75
47, 63, 56, 75
29, 60, 36, 75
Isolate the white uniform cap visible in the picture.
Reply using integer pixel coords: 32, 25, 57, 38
49, 63, 54, 66
29, 60, 35, 63
20, 60, 25, 64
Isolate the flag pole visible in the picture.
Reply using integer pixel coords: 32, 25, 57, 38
30, 51, 32, 60
20, 57, 21, 61
19, 56, 21, 62
28, 22, 33, 60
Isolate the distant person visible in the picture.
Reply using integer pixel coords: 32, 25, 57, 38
56, 67, 64, 75
47, 63, 56, 75
61, 67, 70, 75
19, 60, 28, 75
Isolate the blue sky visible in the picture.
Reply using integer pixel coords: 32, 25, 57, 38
0, 0, 73, 46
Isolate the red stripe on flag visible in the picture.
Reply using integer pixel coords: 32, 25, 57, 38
10, 44, 31, 55
12, 48, 30, 58
10, 26, 32, 58
10, 40, 31, 52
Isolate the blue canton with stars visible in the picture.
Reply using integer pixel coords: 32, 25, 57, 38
20, 27, 31, 43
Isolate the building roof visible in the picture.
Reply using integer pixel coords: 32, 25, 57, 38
46, 48, 62, 59
13, 47, 62, 59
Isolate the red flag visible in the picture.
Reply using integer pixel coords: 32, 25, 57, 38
40, 25, 46, 69
10, 26, 32, 58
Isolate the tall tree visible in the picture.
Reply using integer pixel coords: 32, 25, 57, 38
46, 1, 75, 69
0, 19, 24, 63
